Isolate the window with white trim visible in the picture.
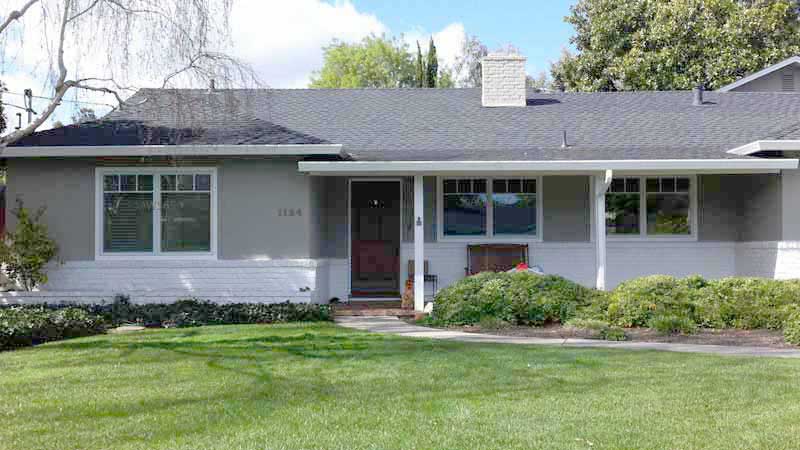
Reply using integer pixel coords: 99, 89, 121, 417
99, 169, 216, 256
605, 176, 693, 238
441, 177, 539, 238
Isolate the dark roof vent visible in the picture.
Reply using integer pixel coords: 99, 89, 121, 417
561, 130, 569, 148
693, 85, 704, 106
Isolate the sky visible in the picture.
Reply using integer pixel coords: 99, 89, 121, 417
1, 0, 577, 129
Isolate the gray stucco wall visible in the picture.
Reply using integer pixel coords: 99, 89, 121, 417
320, 177, 348, 259
781, 169, 800, 240
698, 173, 782, 242
543, 176, 590, 242
218, 158, 314, 259
739, 173, 783, 242
698, 175, 741, 242
5, 158, 96, 261
5, 157, 791, 266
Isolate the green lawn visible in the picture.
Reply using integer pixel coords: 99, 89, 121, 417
2, 323, 800, 450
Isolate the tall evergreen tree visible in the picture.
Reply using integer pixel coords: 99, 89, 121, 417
425, 38, 438, 88
415, 41, 425, 88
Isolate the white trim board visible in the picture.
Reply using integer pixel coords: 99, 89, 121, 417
717, 56, 800, 92
727, 140, 800, 156
299, 159, 798, 175
3, 144, 344, 158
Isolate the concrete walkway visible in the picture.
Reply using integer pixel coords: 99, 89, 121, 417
335, 316, 800, 359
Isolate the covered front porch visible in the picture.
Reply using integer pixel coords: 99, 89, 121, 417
304, 158, 800, 311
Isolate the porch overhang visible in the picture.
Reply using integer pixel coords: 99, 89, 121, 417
2, 144, 345, 158
299, 158, 798, 175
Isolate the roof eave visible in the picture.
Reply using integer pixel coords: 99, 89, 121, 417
1, 144, 345, 158
727, 140, 800, 156
298, 159, 799, 176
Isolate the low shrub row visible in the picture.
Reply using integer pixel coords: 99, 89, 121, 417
0, 306, 106, 351
606, 275, 800, 332
430, 272, 800, 344
83, 297, 333, 328
1, 297, 333, 351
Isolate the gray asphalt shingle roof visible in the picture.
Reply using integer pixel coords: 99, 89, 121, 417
13, 88, 800, 160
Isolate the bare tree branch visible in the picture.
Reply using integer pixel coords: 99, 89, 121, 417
0, 0, 261, 148
0, 0, 70, 146
66, 81, 125, 107
0, 0, 39, 36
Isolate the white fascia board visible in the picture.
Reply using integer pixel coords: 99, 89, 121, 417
1, 144, 344, 158
298, 159, 799, 175
717, 56, 800, 92
727, 140, 800, 156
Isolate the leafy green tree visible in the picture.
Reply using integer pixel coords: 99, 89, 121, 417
425, 38, 439, 88
551, 0, 800, 91
438, 68, 455, 88
310, 35, 416, 88
415, 41, 425, 88
0, 200, 58, 291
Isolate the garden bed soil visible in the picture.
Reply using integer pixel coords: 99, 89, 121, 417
456, 323, 795, 349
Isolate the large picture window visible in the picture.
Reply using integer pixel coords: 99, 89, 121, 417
98, 169, 216, 257
441, 177, 540, 239
605, 176, 694, 238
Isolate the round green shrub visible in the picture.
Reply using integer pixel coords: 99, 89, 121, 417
694, 278, 800, 330
431, 271, 602, 326
607, 275, 700, 327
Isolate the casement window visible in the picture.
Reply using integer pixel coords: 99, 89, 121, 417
440, 177, 541, 239
605, 176, 694, 238
97, 168, 217, 258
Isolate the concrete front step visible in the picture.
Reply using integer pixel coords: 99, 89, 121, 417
333, 307, 416, 317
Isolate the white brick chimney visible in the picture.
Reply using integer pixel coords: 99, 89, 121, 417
481, 53, 527, 107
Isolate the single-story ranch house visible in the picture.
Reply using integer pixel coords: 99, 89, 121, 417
5, 53, 800, 311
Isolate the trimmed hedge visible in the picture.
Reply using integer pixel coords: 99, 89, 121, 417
0, 307, 107, 351
83, 296, 333, 327
431, 271, 603, 326
1, 297, 333, 351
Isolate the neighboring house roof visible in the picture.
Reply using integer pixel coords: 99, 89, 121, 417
12, 88, 800, 161
717, 56, 800, 92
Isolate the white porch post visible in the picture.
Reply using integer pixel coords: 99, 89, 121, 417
595, 170, 613, 291
414, 175, 425, 312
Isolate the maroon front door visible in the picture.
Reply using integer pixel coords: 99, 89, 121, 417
350, 181, 401, 297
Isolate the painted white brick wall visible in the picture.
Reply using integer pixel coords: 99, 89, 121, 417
481, 53, 527, 107
736, 241, 800, 279
402, 241, 740, 292
7, 242, 800, 305
0, 259, 331, 305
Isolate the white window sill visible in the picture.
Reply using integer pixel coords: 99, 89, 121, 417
95, 253, 218, 261
606, 235, 698, 243
437, 236, 543, 243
